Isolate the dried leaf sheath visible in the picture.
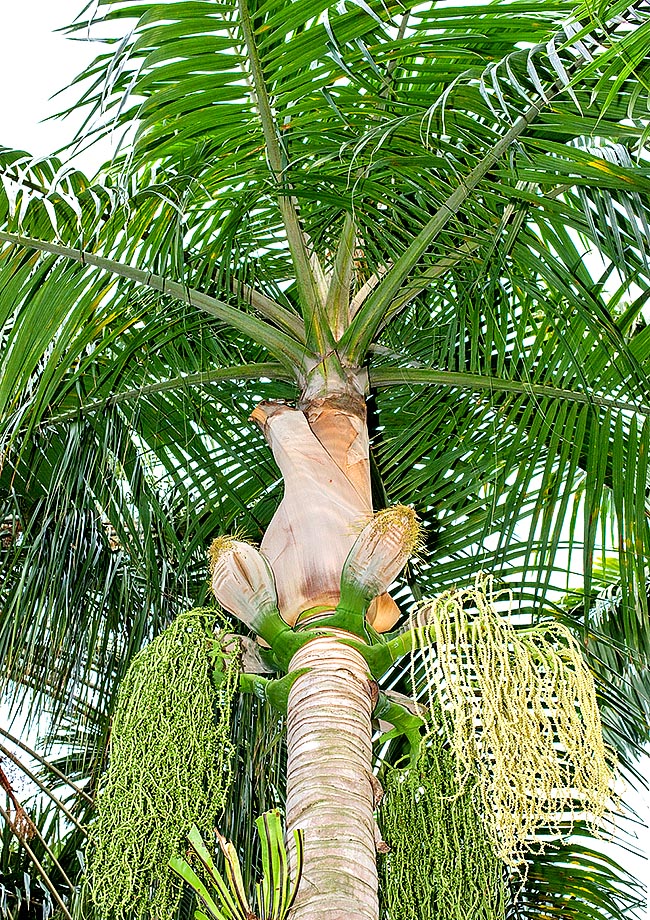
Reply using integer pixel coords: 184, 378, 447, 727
304, 397, 371, 503
252, 400, 376, 625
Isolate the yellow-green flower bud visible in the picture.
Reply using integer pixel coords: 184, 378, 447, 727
209, 537, 287, 644
339, 506, 421, 614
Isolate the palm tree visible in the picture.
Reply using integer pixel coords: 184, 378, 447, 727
1, 0, 649, 917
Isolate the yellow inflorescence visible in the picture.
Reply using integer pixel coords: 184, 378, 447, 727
366, 504, 424, 556
208, 535, 236, 575
410, 575, 615, 868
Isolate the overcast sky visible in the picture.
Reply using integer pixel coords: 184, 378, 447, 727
0, 1, 113, 172
1, 1, 648, 908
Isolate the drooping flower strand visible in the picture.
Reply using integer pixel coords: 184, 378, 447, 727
378, 728, 507, 920
85, 608, 240, 920
409, 576, 615, 867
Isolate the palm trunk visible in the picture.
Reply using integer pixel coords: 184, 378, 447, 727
285, 636, 378, 920
251, 378, 383, 920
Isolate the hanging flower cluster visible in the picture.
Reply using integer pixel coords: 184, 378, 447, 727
378, 729, 506, 920
85, 609, 239, 920
410, 576, 615, 867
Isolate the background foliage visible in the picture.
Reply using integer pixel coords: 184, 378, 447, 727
1, 0, 649, 916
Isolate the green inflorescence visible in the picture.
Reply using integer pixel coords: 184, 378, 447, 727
378, 731, 506, 920
84, 608, 240, 920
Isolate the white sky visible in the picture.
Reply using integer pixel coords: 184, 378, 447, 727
0, 1, 648, 913
0, 1, 113, 173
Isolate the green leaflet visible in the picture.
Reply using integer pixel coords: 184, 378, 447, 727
170, 810, 303, 920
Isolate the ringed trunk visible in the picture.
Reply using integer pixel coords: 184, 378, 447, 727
285, 635, 378, 920
250, 375, 385, 920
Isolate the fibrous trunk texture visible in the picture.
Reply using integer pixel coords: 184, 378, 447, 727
286, 635, 378, 920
